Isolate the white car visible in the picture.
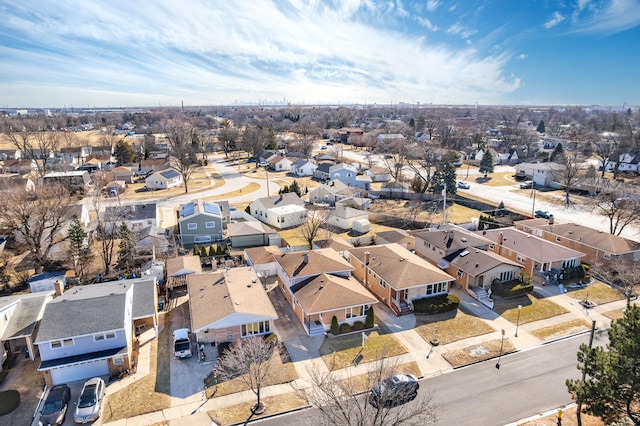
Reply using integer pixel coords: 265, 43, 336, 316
258, 161, 269, 167
457, 181, 470, 189
74, 377, 106, 424
173, 328, 192, 358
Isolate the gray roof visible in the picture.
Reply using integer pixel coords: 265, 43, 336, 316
131, 278, 157, 319
1, 292, 52, 340
105, 203, 157, 221
35, 282, 133, 343
256, 192, 304, 209
160, 169, 181, 179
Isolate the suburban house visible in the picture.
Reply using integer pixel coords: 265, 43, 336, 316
475, 228, 585, 281
514, 162, 566, 188
327, 206, 369, 231
443, 248, 522, 293
267, 155, 292, 171
308, 180, 364, 206
104, 203, 158, 232
313, 163, 332, 181
414, 227, 493, 265
348, 244, 455, 315
136, 225, 170, 255
178, 200, 225, 245
228, 220, 279, 248
42, 170, 92, 194
375, 230, 415, 251
365, 166, 392, 182
601, 153, 640, 173
380, 181, 409, 196
145, 169, 183, 190
34, 278, 158, 386
290, 273, 378, 336
514, 219, 640, 265
1, 291, 54, 362
186, 268, 278, 345
244, 245, 282, 277
291, 159, 317, 177
28, 271, 66, 293
274, 248, 380, 335
249, 193, 307, 230
109, 166, 136, 183
138, 159, 170, 176
328, 163, 371, 190
166, 255, 203, 289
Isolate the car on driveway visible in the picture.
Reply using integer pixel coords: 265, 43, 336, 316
39, 384, 71, 426
73, 377, 106, 424
369, 374, 419, 408
457, 181, 470, 189
534, 210, 553, 219
519, 180, 534, 189
173, 328, 193, 358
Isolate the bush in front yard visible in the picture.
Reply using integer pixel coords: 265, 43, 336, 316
217, 341, 233, 357
352, 321, 364, 331
339, 323, 351, 334
365, 306, 375, 328
413, 294, 459, 314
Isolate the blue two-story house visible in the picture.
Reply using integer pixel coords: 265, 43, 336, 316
34, 278, 157, 386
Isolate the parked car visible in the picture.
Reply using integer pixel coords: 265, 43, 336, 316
258, 161, 269, 167
39, 384, 71, 426
73, 377, 106, 424
247, 157, 257, 163
369, 374, 419, 408
534, 210, 553, 219
519, 180, 534, 189
173, 328, 192, 358
457, 181, 470, 189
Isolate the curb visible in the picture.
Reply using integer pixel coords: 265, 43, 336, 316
227, 404, 313, 425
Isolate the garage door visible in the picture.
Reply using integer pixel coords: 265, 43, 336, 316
50, 359, 109, 385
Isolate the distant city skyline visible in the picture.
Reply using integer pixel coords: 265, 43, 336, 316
1, 0, 640, 108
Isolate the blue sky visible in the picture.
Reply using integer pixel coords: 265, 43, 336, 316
1, 0, 639, 108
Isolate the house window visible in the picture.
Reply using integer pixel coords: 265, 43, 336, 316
205, 221, 216, 228
187, 223, 197, 230
516, 254, 525, 263
241, 321, 271, 337
490, 243, 496, 250
603, 252, 611, 259
51, 341, 62, 349
63, 339, 74, 347
94, 332, 116, 341
194, 235, 212, 243
457, 270, 464, 278
379, 279, 386, 289
556, 236, 561, 242
113, 356, 124, 366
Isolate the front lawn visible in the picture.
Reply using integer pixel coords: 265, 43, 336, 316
529, 319, 592, 341
565, 281, 625, 305
442, 338, 516, 367
337, 361, 421, 394
414, 309, 495, 346
208, 391, 308, 426
319, 331, 407, 371
493, 294, 568, 325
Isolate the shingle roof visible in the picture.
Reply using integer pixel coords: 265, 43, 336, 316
131, 278, 157, 319
1, 292, 51, 340
166, 255, 203, 277
244, 246, 282, 264
105, 203, 157, 221
228, 221, 276, 237
478, 228, 585, 262
276, 248, 353, 278
292, 273, 377, 314
257, 193, 304, 209
449, 248, 521, 276
349, 244, 454, 289
413, 228, 492, 251
330, 206, 368, 219
375, 230, 413, 244
35, 282, 133, 343
187, 268, 278, 332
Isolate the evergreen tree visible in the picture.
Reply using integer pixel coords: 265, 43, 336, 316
441, 162, 458, 194
550, 143, 565, 162
479, 150, 494, 177
365, 306, 375, 329
331, 316, 339, 335
566, 305, 640, 425
67, 219, 93, 282
117, 223, 137, 274
193, 244, 200, 256
536, 120, 545, 133
289, 180, 302, 197
113, 139, 136, 165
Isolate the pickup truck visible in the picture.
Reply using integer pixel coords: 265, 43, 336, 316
173, 328, 192, 359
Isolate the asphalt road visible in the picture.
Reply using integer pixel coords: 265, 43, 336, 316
255, 332, 607, 426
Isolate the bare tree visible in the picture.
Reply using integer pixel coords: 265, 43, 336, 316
91, 188, 118, 276
0, 182, 75, 273
377, 137, 409, 181
304, 354, 438, 426
165, 119, 200, 193
4, 117, 60, 177
595, 194, 640, 236
299, 209, 329, 249
590, 260, 639, 307
214, 336, 276, 414
241, 125, 275, 166
552, 152, 583, 206
292, 118, 320, 158
217, 119, 240, 158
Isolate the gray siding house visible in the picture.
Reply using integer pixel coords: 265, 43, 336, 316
178, 200, 225, 245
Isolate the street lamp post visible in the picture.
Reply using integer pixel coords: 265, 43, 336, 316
515, 305, 522, 337
495, 329, 505, 369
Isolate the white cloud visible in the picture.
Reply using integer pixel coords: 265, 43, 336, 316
544, 11, 566, 29
571, 0, 640, 34
426, 0, 441, 12
0, 0, 520, 107
518, 53, 528, 59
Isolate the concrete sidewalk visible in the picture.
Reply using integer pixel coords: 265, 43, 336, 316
101, 285, 628, 425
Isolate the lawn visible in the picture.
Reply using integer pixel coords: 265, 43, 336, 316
471, 171, 517, 187
529, 319, 592, 341
205, 349, 298, 399
208, 391, 309, 426
204, 182, 261, 201
520, 405, 604, 426
442, 338, 516, 367
367, 199, 486, 225
101, 338, 171, 423
602, 308, 627, 321
319, 331, 408, 371
565, 281, 625, 305
493, 294, 569, 325
413, 309, 495, 346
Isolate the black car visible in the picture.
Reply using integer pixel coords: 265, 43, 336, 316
369, 374, 420, 408
39, 384, 71, 426
534, 210, 553, 219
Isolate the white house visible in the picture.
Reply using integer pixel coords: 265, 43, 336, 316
327, 206, 369, 231
267, 155, 293, 172
291, 159, 317, 177
145, 169, 183, 190
249, 193, 307, 230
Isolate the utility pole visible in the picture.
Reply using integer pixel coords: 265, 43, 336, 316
577, 320, 596, 426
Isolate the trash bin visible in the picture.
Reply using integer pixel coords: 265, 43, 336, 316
158, 300, 165, 311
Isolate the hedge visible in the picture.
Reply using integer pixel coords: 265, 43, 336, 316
352, 321, 364, 331
339, 323, 351, 334
413, 294, 459, 314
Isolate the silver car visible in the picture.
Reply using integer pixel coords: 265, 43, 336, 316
73, 377, 105, 423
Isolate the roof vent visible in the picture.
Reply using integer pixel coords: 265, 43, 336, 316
461, 238, 467, 242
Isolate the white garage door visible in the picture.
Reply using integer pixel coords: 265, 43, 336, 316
50, 359, 109, 385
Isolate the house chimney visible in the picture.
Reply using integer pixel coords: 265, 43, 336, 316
364, 251, 370, 265
54, 279, 64, 297
363, 251, 370, 288
303, 253, 308, 264
498, 232, 504, 245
